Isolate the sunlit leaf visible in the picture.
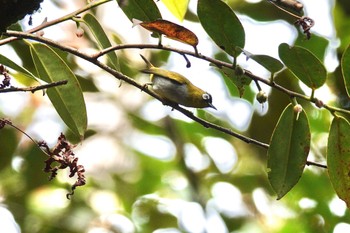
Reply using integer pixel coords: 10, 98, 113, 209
197, 0, 245, 57
83, 13, 119, 71
267, 103, 310, 199
161, 0, 189, 21
327, 116, 350, 208
118, 0, 162, 22
341, 43, 350, 97
0, 53, 37, 82
30, 43, 87, 138
278, 43, 327, 89
135, 19, 198, 48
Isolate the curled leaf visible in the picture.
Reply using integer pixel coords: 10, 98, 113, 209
134, 19, 198, 47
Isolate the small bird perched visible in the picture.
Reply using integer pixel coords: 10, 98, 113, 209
140, 54, 216, 110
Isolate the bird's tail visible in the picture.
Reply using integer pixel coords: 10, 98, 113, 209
140, 54, 154, 69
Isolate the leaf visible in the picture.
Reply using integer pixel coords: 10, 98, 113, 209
161, 0, 189, 21
0, 53, 37, 82
327, 116, 350, 208
341, 43, 350, 97
118, 0, 162, 22
137, 19, 198, 47
278, 43, 327, 89
251, 55, 284, 74
197, 0, 245, 57
0, 127, 17, 172
267, 103, 310, 199
30, 43, 87, 138
82, 13, 119, 71
295, 33, 329, 61
219, 66, 251, 97
240, 49, 284, 74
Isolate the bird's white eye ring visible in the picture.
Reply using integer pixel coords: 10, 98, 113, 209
202, 93, 211, 100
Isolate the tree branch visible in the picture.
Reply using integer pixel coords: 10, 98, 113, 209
93, 43, 350, 116
3, 30, 330, 168
0, 80, 68, 93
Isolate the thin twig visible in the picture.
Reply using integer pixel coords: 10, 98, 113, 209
306, 161, 327, 169
0, 0, 112, 46
1, 119, 51, 157
0, 80, 68, 93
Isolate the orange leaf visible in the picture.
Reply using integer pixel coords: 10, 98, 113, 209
135, 19, 199, 47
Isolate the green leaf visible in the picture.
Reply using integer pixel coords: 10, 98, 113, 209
83, 13, 120, 71
118, 0, 162, 22
278, 43, 327, 89
327, 116, 350, 208
0, 127, 17, 172
295, 33, 329, 62
249, 54, 284, 74
197, 0, 245, 57
161, 0, 189, 21
219, 66, 251, 97
0, 53, 37, 82
267, 103, 310, 199
341, 43, 350, 97
30, 43, 87, 138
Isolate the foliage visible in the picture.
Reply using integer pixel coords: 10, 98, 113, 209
1, 0, 350, 232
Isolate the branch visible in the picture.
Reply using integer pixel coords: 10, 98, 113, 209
3, 31, 329, 168
93, 43, 350, 116
0, 80, 68, 93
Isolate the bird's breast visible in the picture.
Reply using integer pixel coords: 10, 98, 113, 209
152, 76, 189, 105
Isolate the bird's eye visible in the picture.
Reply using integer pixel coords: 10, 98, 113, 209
202, 93, 212, 101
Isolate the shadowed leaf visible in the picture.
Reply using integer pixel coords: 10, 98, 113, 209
83, 13, 120, 71
327, 116, 350, 208
197, 0, 245, 57
279, 43, 327, 89
118, 0, 162, 22
267, 103, 310, 199
341, 43, 350, 97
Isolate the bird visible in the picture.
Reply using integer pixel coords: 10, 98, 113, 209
140, 54, 216, 110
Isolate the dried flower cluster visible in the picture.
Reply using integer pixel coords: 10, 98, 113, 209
39, 133, 86, 199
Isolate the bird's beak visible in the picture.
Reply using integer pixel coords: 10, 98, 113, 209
208, 103, 217, 110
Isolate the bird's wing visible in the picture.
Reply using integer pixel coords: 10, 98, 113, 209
141, 67, 188, 85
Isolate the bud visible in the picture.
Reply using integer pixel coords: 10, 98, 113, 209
235, 65, 245, 76
256, 90, 268, 104
36, 30, 44, 37
314, 99, 324, 108
76, 28, 84, 38
293, 104, 302, 120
